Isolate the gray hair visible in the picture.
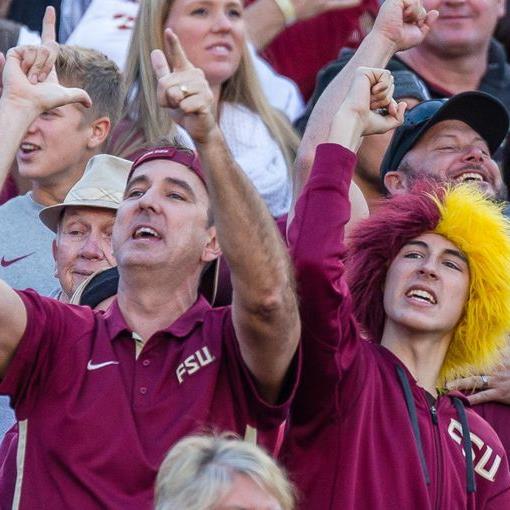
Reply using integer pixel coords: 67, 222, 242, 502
155, 434, 295, 510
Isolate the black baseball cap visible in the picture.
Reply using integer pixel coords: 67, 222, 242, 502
392, 71, 430, 103
380, 91, 509, 178
76, 263, 219, 308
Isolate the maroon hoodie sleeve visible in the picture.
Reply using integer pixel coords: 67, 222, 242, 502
288, 143, 361, 410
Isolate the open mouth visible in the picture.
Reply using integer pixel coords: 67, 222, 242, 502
19, 142, 41, 154
453, 172, 485, 184
405, 288, 437, 305
132, 226, 162, 240
207, 43, 232, 56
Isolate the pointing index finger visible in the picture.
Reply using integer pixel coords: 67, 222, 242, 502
164, 28, 194, 72
151, 49, 171, 79
41, 6, 57, 45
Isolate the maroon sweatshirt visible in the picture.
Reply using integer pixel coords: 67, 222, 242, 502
282, 143, 510, 509
475, 403, 510, 462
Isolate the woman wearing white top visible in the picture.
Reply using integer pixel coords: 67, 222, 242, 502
110, 0, 299, 217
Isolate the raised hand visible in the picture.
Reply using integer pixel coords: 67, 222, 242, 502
373, 0, 439, 52
0, 6, 91, 113
24, 5, 59, 84
343, 67, 406, 136
151, 28, 216, 144
0, 5, 58, 95
447, 347, 510, 406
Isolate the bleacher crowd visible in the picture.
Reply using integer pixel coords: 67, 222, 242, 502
1, 0, 510, 508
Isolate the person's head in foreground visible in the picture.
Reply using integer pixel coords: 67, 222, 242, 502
346, 182, 510, 386
39, 154, 131, 301
155, 435, 295, 510
381, 91, 510, 201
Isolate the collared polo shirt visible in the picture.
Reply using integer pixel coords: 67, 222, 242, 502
0, 290, 294, 510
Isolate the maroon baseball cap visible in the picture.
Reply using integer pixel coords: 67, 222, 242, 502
128, 146, 207, 188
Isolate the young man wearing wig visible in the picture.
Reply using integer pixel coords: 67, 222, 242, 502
282, 66, 510, 508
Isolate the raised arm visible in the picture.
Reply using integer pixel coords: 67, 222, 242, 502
289, 67, 405, 350
151, 29, 300, 404
0, 7, 91, 190
0, 9, 91, 377
293, 0, 437, 202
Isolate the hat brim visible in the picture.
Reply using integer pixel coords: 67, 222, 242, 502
425, 92, 509, 154
71, 257, 221, 307
39, 200, 121, 233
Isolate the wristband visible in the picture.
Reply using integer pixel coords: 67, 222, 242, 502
272, 0, 297, 26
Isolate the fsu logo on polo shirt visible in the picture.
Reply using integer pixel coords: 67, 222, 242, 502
176, 346, 215, 384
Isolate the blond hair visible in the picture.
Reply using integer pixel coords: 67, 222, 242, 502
56, 45, 123, 127
155, 434, 295, 510
112, 0, 299, 164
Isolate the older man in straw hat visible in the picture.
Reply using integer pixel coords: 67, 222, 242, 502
39, 153, 131, 302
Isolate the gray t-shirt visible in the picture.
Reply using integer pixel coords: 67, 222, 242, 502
0, 192, 58, 441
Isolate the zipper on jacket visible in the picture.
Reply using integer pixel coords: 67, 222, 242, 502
430, 401, 443, 510
430, 405, 438, 425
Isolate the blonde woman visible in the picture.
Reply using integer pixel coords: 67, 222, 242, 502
110, 0, 299, 217
155, 435, 295, 510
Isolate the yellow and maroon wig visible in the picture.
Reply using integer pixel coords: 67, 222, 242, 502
346, 182, 510, 385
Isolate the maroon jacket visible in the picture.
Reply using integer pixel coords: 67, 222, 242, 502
282, 143, 510, 509
475, 403, 510, 461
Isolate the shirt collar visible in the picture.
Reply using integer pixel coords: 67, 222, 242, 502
104, 295, 212, 340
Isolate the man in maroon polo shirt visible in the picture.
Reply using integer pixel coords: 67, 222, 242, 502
0, 29, 300, 510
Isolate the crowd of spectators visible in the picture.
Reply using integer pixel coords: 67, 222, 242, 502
1, 0, 510, 509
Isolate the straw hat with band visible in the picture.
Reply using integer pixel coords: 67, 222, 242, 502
40, 154, 132, 232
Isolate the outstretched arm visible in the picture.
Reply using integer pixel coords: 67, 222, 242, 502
0, 7, 91, 190
151, 29, 300, 404
293, 0, 437, 204
289, 66, 404, 358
